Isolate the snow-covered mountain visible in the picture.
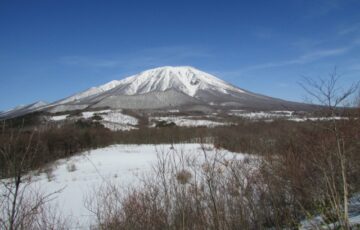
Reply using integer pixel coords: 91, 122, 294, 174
1, 66, 311, 118
54, 66, 244, 104
0, 101, 48, 118
55, 80, 122, 105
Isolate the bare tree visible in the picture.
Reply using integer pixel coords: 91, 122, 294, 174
300, 68, 359, 111
0, 123, 64, 230
300, 69, 359, 229
356, 88, 360, 108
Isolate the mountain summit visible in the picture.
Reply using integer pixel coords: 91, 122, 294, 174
57, 66, 244, 104
1, 66, 310, 118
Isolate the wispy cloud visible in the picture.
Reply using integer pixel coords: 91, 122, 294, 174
59, 45, 212, 70
253, 28, 276, 40
337, 22, 360, 35
59, 56, 123, 67
214, 41, 357, 79
346, 63, 360, 71
290, 38, 325, 50
302, 0, 343, 18
242, 47, 349, 71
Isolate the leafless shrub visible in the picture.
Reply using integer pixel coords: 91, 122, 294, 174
85, 184, 124, 230
0, 124, 67, 230
176, 169, 192, 185
44, 166, 55, 182
89, 145, 267, 229
66, 162, 77, 172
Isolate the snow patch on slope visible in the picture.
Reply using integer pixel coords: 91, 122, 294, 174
48, 110, 138, 131
150, 116, 228, 127
116, 66, 245, 97
81, 110, 112, 119
99, 110, 138, 131
229, 110, 294, 119
49, 114, 69, 121
81, 110, 138, 131
99, 110, 138, 125
0, 101, 48, 118
55, 80, 121, 104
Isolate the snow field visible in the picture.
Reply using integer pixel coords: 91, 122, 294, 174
2, 143, 244, 228
150, 116, 229, 127
49, 109, 139, 131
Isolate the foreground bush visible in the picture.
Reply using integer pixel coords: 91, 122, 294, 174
88, 146, 268, 229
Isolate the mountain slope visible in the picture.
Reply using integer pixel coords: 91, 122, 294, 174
44, 66, 309, 111
1, 66, 312, 118
0, 101, 48, 118
51, 66, 246, 106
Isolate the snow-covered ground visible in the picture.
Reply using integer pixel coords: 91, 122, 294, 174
289, 116, 348, 122
49, 114, 69, 121
99, 110, 138, 125
97, 110, 138, 131
228, 110, 294, 119
81, 109, 111, 119
101, 121, 136, 131
150, 116, 228, 127
300, 194, 360, 229
229, 110, 349, 123
49, 110, 138, 131
50, 111, 226, 129
2, 144, 243, 229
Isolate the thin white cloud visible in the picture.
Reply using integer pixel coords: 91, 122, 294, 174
59, 56, 123, 67
296, 47, 349, 63
302, 0, 343, 18
346, 63, 360, 71
214, 43, 356, 79
263, 36, 360, 70
59, 46, 212, 69
241, 47, 348, 72
338, 22, 360, 35
253, 28, 276, 40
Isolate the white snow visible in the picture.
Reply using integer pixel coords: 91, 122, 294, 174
55, 80, 122, 105
229, 110, 294, 119
1, 144, 244, 229
99, 110, 138, 125
116, 66, 245, 97
97, 110, 138, 131
49, 114, 69, 121
101, 121, 137, 131
300, 193, 360, 229
150, 116, 228, 127
289, 116, 348, 122
0, 101, 48, 118
82, 110, 139, 131
81, 110, 111, 119
2, 104, 27, 113
228, 111, 349, 123
49, 110, 138, 131
27, 101, 48, 109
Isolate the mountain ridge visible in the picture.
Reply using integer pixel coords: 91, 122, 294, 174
1, 66, 312, 119
54, 66, 246, 105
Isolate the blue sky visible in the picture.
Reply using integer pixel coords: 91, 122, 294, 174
1, 0, 360, 110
